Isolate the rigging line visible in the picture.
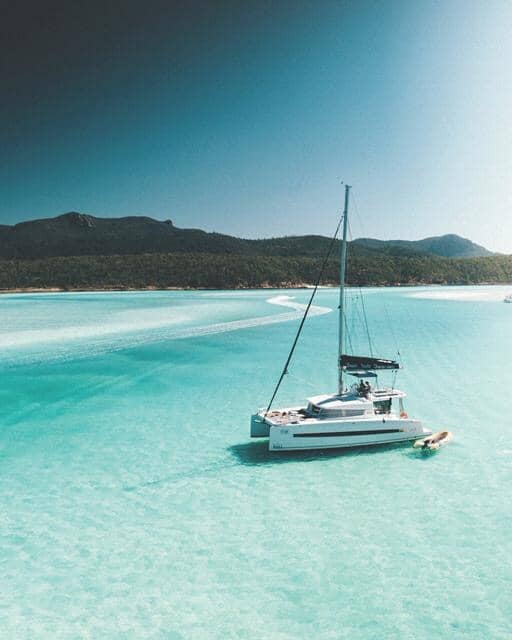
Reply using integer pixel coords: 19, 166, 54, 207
358, 286, 374, 357
347, 215, 375, 356
351, 191, 402, 365
382, 299, 402, 366
350, 190, 365, 240
343, 311, 354, 354
265, 215, 343, 414
344, 213, 360, 355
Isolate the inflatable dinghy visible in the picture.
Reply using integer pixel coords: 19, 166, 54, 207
413, 430, 452, 451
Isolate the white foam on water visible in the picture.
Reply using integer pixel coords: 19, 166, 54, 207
163, 295, 331, 340
0, 294, 331, 366
0, 310, 191, 350
266, 294, 331, 313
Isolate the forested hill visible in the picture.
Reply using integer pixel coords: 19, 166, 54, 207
0, 212, 510, 290
0, 212, 493, 259
352, 234, 492, 258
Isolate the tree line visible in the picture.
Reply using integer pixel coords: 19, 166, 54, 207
1, 252, 512, 290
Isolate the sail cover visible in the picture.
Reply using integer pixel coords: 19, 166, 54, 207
340, 354, 400, 374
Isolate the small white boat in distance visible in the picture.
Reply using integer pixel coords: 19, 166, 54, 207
504, 295, 512, 303
251, 185, 432, 451
413, 430, 453, 451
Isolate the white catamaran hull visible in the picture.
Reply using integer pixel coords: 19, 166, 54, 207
267, 418, 430, 451
250, 186, 432, 452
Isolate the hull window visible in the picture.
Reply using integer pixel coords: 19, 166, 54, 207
294, 428, 402, 438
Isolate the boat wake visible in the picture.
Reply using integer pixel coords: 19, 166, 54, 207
0, 295, 332, 366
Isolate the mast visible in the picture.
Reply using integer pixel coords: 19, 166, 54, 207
338, 184, 351, 395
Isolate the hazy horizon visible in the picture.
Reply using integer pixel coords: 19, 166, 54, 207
2, 1, 511, 251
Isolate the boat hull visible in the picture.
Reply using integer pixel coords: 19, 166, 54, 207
251, 413, 271, 438
268, 418, 430, 451
413, 430, 452, 451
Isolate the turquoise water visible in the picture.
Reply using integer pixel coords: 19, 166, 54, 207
1, 286, 511, 639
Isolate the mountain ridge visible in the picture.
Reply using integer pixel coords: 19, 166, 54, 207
0, 212, 494, 260
352, 234, 493, 258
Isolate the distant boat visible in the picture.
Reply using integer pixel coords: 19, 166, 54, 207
250, 185, 432, 451
504, 295, 512, 303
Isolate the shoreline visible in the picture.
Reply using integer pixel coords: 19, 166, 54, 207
1, 282, 510, 295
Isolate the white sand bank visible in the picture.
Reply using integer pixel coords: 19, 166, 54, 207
410, 286, 512, 302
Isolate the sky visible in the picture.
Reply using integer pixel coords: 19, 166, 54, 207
1, 1, 511, 251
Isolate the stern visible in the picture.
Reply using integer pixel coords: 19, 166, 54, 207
251, 413, 270, 438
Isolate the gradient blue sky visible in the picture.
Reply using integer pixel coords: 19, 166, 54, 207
2, 1, 511, 250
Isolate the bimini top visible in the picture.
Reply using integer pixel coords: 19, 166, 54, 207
340, 354, 400, 376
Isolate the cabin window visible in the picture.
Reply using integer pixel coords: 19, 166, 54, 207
374, 399, 391, 415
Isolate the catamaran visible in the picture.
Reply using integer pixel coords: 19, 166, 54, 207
250, 185, 432, 451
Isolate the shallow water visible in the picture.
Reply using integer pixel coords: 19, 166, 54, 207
1, 287, 511, 639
